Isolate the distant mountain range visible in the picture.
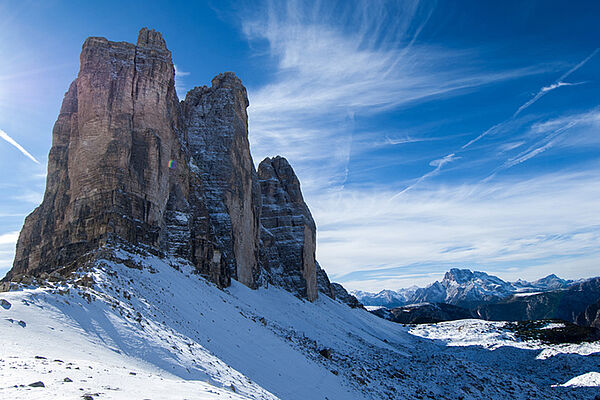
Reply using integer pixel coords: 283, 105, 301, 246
352, 268, 574, 308
353, 268, 600, 327
351, 287, 419, 309
476, 277, 600, 324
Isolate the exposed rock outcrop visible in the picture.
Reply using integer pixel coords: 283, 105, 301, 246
313, 262, 363, 308
182, 74, 261, 289
3, 28, 352, 304
331, 283, 364, 309
258, 156, 317, 300
316, 263, 336, 299
7, 28, 189, 280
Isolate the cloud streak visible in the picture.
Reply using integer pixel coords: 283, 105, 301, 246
483, 108, 600, 179
513, 48, 598, 118
383, 135, 447, 146
174, 64, 190, 100
401, 48, 599, 192
463, 49, 597, 150
392, 153, 459, 198
312, 171, 600, 290
500, 121, 577, 170
0, 129, 39, 164
242, 1, 541, 195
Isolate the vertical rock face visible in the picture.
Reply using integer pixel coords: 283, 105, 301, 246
182, 73, 261, 289
258, 156, 317, 301
316, 262, 335, 299
3, 28, 354, 305
8, 28, 188, 280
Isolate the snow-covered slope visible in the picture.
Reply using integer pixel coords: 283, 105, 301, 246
410, 320, 600, 390
1, 250, 598, 399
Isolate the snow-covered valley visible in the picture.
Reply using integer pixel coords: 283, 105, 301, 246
1, 249, 599, 399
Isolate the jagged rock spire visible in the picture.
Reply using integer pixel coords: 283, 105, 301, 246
2, 28, 354, 305
6, 28, 184, 281
258, 156, 317, 301
182, 71, 261, 289
136, 27, 167, 49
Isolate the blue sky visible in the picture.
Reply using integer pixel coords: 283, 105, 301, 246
1, 0, 599, 291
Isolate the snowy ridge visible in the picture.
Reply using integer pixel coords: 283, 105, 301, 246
1, 251, 599, 399
351, 287, 418, 308
353, 268, 577, 308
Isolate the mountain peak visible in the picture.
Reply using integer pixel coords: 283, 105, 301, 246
539, 273, 561, 281
136, 27, 167, 49
444, 268, 475, 283
211, 71, 243, 89
1, 28, 350, 304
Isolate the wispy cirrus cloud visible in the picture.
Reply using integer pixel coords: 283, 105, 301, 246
0, 230, 19, 278
234, 1, 600, 291
0, 128, 39, 164
13, 189, 43, 205
313, 171, 600, 291
464, 48, 598, 150
174, 64, 190, 100
392, 153, 460, 198
383, 135, 448, 146
499, 122, 577, 170
399, 48, 599, 192
0, 231, 19, 245
513, 48, 598, 118
484, 108, 600, 179
529, 108, 600, 134
540, 81, 585, 93
241, 0, 543, 194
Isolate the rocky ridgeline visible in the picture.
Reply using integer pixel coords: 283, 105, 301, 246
1, 28, 360, 306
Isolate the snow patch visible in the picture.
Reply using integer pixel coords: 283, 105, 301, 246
556, 372, 600, 387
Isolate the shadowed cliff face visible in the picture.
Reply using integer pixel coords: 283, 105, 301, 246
258, 156, 317, 301
5, 28, 232, 288
182, 73, 261, 289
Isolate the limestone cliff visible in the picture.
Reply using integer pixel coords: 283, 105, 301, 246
7, 28, 188, 280
5, 28, 228, 288
182, 74, 261, 289
2, 28, 355, 305
258, 156, 317, 301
